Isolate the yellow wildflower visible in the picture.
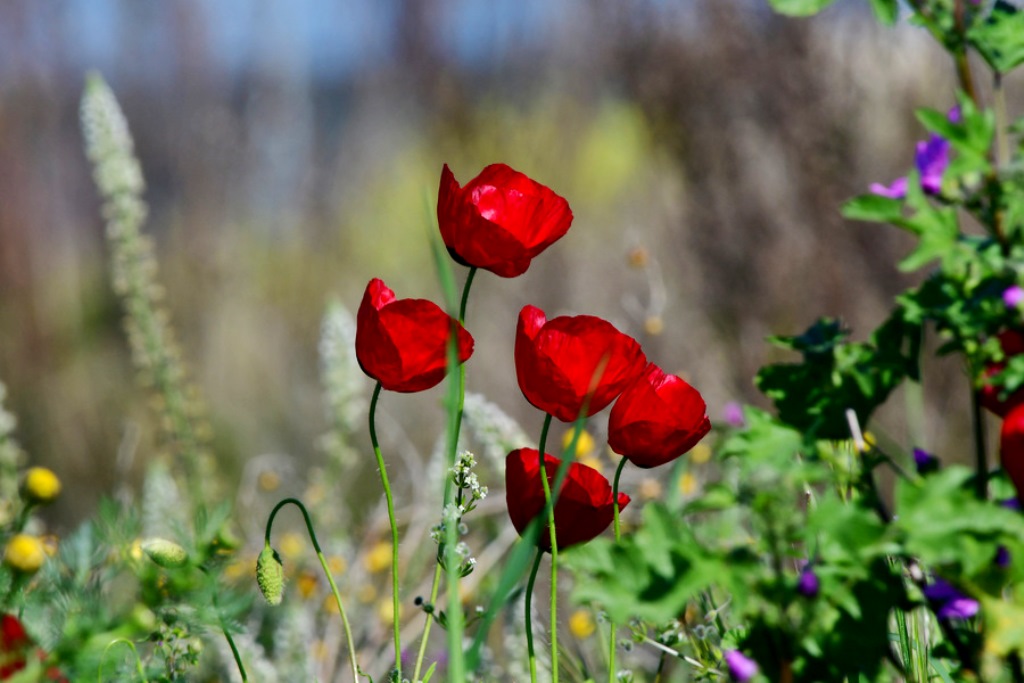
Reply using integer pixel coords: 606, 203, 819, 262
364, 541, 392, 574
569, 609, 596, 639
22, 467, 61, 504
4, 534, 45, 573
562, 429, 596, 459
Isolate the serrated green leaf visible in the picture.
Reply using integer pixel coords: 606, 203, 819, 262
841, 194, 904, 223
969, 3, 1024, 74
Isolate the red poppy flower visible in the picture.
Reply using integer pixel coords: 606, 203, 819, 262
1002, 403, 1024, 500
505, 448, 629, 551
0, 614, 29, 678
515, 305, 646, 422
437, 163, 573, 278
980, 330, 1024, 417
0, 614, 65, 681
355, 278, 474, 393
608, 363, 711, 468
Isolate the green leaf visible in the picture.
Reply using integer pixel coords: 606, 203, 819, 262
867, 0, 899, 25
756, 311, 919, 440
969, 2, 1024, 74
894, 467, 1024, 576
841, 194, 904, 224
768, 0, 839, 15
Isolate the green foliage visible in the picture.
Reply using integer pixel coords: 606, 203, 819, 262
766, 0, 838, 16
755, 312, 920, 440
969, 2, 1024, 74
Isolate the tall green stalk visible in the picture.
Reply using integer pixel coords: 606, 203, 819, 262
525, 549, 545, 683
412, 266, 477, 682
264, 497, 359, 682
368, 383, 402, 679
609, 456, 628, 683
535, 414, 559, 683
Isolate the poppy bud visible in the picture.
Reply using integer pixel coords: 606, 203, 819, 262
140, 538, 189, 569
256, 543, 285, 606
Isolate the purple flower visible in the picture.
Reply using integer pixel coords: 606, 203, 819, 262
912, 448, 939, 475
915, 135, 950, 195
996, 545, 1012, 568
1002, 497, 1022, 512
797, 566, 820, 598
870, 176, 908, 200
723, 401, 745, 428
1004, 286, 1024, 309
724, 650, 759, 682
923, 579, 979, 620
947, 105, 963, 125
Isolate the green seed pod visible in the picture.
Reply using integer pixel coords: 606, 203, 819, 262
140, 538, 189, 569
256, 543, 284, 606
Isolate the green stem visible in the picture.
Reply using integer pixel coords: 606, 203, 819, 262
535, 413, 559, 683
413, 269, 477, 682
971, 387, 988, 500
220, 622, 247, 683
98, 638, 148, 683
952, 0, 978, 105
608, 456, 628, 683
265, 498, 359, 683
368, 382, 402, 679
413, 564, 443, 682
994, 72, 1010, 171
525, 548, 545, 683
459, 267, 477, 322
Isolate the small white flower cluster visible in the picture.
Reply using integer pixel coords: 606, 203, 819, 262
427, 452, 487, 578
451, 451, 488, 513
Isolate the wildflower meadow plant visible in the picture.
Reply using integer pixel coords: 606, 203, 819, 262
8, 1, 1024, 681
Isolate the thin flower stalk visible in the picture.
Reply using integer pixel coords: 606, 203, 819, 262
367, 384, 402, 679
264, 498, 359, 683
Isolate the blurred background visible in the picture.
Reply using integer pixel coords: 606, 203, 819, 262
0, 0, 1002, 527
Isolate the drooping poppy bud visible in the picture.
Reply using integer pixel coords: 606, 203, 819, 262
608, 363, 710, 469
355, 278, 474, 393
256, 543, 285, 606
504, 448, 629, 551
437, 163, 573, 278
515, 305, 646, 423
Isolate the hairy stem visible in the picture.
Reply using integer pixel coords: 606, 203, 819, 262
265, 497, 359, 682
368, 382, 402, 678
